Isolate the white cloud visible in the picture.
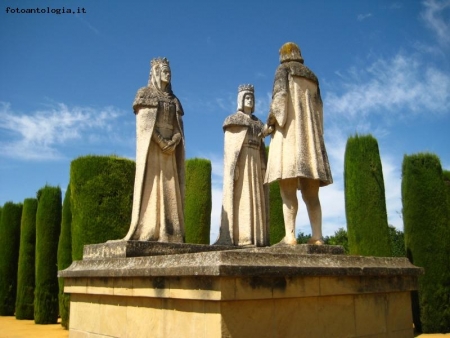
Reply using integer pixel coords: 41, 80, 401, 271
421, 0, 450, 47
357, 13, 373, 21
0, 102, 126, 161
325, 53, 450, 120
254, 92, 271, 118
75, 14, 100, 35
215, 94, 235, 113
381, 155, 403, 230
390, 2, 403, 9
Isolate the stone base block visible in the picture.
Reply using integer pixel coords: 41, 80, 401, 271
60, 242, 422, 338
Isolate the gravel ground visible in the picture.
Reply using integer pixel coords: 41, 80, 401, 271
0, 316, 68, 338
0, 315, 448, 337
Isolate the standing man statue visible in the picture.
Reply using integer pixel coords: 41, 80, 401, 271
260, 42, 333, 245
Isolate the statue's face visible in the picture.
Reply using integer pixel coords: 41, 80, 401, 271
160, 66, 171, 84
244, 94, 254, 110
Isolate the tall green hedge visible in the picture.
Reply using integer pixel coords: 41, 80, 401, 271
35, 186, 62, 324
402, 153, 450, 333
344, 134, 391, 256
388, 225, 406, 257
15, 198, 37, 319
0, 202, 22, 316
184, 158, 212, 244
444, 170, 450, 217
266, 147, 284, 245
70, 155, 135, 260
57, 185, 72, 329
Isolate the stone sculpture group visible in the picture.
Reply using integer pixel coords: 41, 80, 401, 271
123, 42, 333, 247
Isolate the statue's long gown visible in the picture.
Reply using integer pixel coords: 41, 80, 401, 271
216, 112, 269, 246
124, 88, 185, 243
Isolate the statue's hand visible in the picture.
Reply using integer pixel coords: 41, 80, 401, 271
171, 133, 182, 145
162, 140, 177, 154
259, 124, 274, 138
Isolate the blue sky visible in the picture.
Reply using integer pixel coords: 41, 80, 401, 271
1, 0, 449, 242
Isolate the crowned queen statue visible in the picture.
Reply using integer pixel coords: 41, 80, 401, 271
123, 57, 186, 243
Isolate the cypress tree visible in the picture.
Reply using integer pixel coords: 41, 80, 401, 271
344, 134, 391, 256
0, 202, 22, 316
34, 185, 62, 324
269, 180, 284, 245
70, 155, 134, 260
57, 185, 72, 329
444, 170, 450, 217
388, 225, 406, 257
402, 153, 450, 333
15, 198, 37, 319
184, 158, 212, 244
266, 147, 285, 245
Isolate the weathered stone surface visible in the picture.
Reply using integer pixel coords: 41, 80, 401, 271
244, 243, 345, 255
123, 57, 185, 243
62, 242, 422, 338
260, 42, 333, 245
83, 241, 241, 260
215, 84, 269, 247
60, 248, 423, 279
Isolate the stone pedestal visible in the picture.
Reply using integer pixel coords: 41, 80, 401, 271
59, 242, 422, 338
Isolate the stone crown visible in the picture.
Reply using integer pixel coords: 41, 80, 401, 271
151, 57, 170, 68
238, 84, 254, 93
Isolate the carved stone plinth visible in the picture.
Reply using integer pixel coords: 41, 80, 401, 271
59, 242, 422, 338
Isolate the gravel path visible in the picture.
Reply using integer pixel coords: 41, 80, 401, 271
0, 316, 68, 338
0, 315, 448, 337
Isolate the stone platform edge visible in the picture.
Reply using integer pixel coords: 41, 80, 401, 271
59, 242, 423, 279
82, 241, 345, 260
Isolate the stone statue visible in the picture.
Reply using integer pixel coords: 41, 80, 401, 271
260, 42, 333, 245
215, 84, 269, 247
123, 57, 185, 243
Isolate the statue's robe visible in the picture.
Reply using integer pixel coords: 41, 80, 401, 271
123, 86, 185, 242
216, 111, 269, 246
265, 61, 333, 188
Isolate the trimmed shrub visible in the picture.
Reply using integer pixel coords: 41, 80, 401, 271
444, 170, 450, 215
402, 153, 450, 333
34, 186, 62, 324
296, 232, 311, 244
344, 134, 391, 256
0, 202, 22, 316
57, 185, 72, 329
388, 225, 406, 257
326, 228, 349, 253
15, 198, 37, 319
70, 155, 134, 260
266, 147, 285, 245
184, 158, 212, 244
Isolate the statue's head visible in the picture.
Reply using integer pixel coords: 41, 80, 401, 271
237, 84, 255, 113
149, 57, 171, 91
279, 42, 304, 64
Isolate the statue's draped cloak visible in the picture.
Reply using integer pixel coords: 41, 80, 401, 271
124, 86, 185, 242
265, 61, 333, 187
216, 112, 269, 246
